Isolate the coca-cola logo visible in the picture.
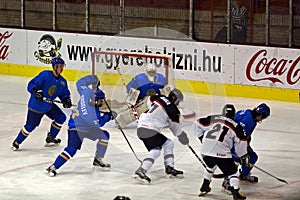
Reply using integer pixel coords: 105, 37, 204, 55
246, 49, 300, 85
0, 31, 13, 60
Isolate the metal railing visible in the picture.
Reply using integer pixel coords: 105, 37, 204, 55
0, 0, 299, 48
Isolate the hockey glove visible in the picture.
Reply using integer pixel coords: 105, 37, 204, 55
240, 154, 251, 167
178, 131, 189, 145
111, 110, 118, 120
62, 98, 72, 108
33, 88, 43, 101
103, 111, 118, 120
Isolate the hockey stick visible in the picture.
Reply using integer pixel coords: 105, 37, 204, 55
104, 99, 142, 163
116, 66, 127, 89
252, 165, 288, 184
43, 97, 77, 107
231, 153, 288, 184
188, 145, 224, 178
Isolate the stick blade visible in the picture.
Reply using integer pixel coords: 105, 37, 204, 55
278, 178, 288, 184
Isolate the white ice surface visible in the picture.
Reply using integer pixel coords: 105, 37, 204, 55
0, 74, 299, 200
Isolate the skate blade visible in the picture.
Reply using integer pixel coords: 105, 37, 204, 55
198, 191, 210, 196
11, 146, 19, 151
44, 143, 60, 147
45, 170, 56, 177
165, 174, 184, 179
221, 187, 232, 195
93, 166, 111, 172
131, 174, 150, 185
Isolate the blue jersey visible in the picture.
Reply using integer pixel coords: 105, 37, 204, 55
234, 109, 257, 138
126, 73, 166, 101
68, 75, 110, 131
27, 70, 70, 113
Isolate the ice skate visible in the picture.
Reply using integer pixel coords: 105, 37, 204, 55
11, 140, 19, 151
231, 188, 246, 200
239, 170, 258, 183
46, 164, 57, 177
221, 178, 232, 195
165, 165, 184, 179
44, 132, 61, 147
132, 167, 151, 184
93, 157, 111, 171
199, 179, 211, 196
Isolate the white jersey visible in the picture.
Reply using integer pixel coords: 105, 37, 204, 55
193, 114, 247, 158
138, 95, 182, 137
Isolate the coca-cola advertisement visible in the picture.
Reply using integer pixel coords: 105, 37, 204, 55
0, 31, 13, 60
235, 47, 300, 90
0, 29, 27, 64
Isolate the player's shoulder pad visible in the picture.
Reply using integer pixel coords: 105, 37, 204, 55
153, 95, 180, 122
197, 114, 220, 126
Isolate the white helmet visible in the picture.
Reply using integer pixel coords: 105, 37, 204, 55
145, 63, 157, 73
145, 63, 157, 82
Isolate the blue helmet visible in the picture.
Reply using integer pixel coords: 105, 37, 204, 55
51, 57, 65, 67
94, 88, 105, 101
254, 103, 270, 119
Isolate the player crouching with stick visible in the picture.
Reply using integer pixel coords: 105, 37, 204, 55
132, 88, 189, 184
46, 75, 116, 176
193, 104, 249, 200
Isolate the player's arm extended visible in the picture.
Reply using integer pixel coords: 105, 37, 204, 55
76, 75, 99, 95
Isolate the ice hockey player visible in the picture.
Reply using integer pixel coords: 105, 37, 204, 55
221, 103, 271, 191
126, 63, 167, 103
46, 75, 116, 176
11, 57, 72, 150
193, 104, 249, 200
114, 64, 167, 128
132, 88, 189, 184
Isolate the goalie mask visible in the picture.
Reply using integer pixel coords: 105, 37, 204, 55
168, 88, 183, 105
222, 104, 236, 119
145, 64, 157, 82
90, 88, 105, 107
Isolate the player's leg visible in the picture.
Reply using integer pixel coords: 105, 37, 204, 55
46, 129, 81, 177
92, 129, 111, 171
132, 127, 164, 184
218, 158, 246, 200
240, 148, 258, 182
198, 156, 217, 196
162, 139, 184, 179
45, 104, 67, 146
12, 110, 43, 150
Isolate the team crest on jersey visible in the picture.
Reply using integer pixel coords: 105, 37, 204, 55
48, 85, 57, 96
33, 34, 62, 65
